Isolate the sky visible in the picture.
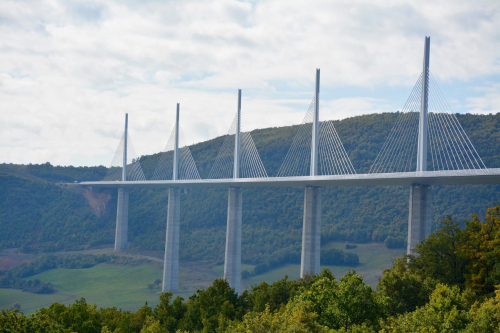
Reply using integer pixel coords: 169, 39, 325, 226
1, 0, 499, 167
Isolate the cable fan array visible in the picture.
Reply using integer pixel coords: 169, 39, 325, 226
277, 96, 356, 177
370, 71, 486, 173
208, 112, 268, 179
104, 132, 146, 181
427, 73, 486, 171
104, 69, 485, 181
369, 75, 422, 173
152, 125, 200, 180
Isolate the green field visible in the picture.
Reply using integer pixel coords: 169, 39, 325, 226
0, 264, 164, 314
207, 242, 405, 290
211, 264, 256, 275
0, 242, 404, 314
241, 242, 405, 289
0, 288, 77, 314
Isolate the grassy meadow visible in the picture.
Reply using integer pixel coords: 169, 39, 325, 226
241, 242, 405, 290
0, 242, 405, 314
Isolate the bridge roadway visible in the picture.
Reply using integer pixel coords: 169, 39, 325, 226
80, 168, 500, 189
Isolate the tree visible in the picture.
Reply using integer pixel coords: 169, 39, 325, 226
232, 303, 328, 333
409, 216, 469, 288
153, 292, 186, 333
178, 279, 249, 332
463, 206, 500, 295
328, 271, 383, 330
389, 206, 500, 297
148, 283, 155, 291
292, 272, 337, 328
36, 298, 102, 333
154, 279, 162, 289
293, 270, 383, 330
140, 316, 164, 333
132, 303, 154, 331
382, 284, 473, 332
248, 275, 299, 313
0, 309, 28, 332
377, 257, 437, 316
467, 288, 500, 332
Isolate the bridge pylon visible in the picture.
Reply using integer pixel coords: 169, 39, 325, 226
163, 104, 181, 293
300, 69, 322, 277
224, 89, 243, 294
408, 36, 432, 254
115, 113, 129, 251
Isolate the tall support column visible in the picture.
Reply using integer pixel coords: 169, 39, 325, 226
224, 89, 243, 293
301, 186, 321, 277
114, 188, 129, 251
301, 69, 322, 277
115, 114, 129, 252
163, 187, 181, 292
163, 104, 181, 292
407, 185, 431, 254
224, 187, 242, 294
408, 37, 432, 254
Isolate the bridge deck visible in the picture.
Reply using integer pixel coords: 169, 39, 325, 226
79, 168, 500, 188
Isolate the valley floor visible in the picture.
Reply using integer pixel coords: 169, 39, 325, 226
0, 242, 405, 314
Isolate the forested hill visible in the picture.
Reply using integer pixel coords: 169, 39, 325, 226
1, 113, 499, 266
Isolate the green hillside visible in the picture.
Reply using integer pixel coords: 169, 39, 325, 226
1, 112, 499, 268
0, 166, 115, 252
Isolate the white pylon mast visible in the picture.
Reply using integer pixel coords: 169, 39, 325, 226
310, 69, 320, 176
234, 89, 241, 179
122, 113, 128, 181
173, 103, 180, 181
417, 36, 430, 172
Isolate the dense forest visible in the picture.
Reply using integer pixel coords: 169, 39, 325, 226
0, 113, 499, 269
3, 206, 500, 332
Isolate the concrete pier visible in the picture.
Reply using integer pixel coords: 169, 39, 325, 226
300, 186, 321, 277
407, 184, 431, 254
407, 37, 432, 254
162, 187, 181, 292
114, 188, 129, 251
224, 187, 243, 294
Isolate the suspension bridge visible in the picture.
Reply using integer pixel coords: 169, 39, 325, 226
81, 37, 500, 294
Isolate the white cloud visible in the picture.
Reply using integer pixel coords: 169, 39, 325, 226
0, 0, 499, 166
321, 98, 392, 121
466, 83, 500, 115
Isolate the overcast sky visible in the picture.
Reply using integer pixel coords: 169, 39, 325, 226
1, 0, 499, 167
